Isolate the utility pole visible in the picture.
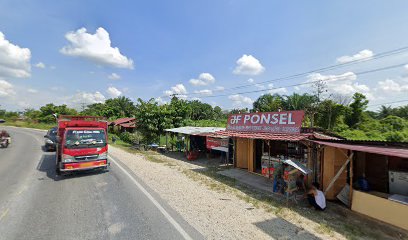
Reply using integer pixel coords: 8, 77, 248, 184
80, 102, 86, 112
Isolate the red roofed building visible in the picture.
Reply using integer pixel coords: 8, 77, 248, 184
108, 117, 136, 133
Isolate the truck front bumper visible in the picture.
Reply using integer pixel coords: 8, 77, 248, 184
60, 160, 108, 172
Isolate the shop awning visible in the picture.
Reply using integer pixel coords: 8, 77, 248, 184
214, 130, 310, 141
165, 126, 226, 136
283, 159, 312, 174
212, 146, 229, 152
313, 140, 408, 158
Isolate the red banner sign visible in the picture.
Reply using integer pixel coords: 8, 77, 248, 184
226, 110, 305, 134
206, 137, 228, 149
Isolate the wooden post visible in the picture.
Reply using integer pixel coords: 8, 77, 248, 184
349, 151, 354, 208
324, 151, 354, 195
165, 133, 168, 150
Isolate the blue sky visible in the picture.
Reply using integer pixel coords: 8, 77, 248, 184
1, 0, 408, 111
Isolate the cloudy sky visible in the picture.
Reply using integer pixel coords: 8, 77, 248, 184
1, 1, 408, 111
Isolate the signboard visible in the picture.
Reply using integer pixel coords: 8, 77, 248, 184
206, 137, 228, 149
226, 110, 304, 134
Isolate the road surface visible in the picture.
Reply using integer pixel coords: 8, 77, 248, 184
0, 127, 202, 240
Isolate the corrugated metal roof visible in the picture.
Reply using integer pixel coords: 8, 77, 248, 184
214, 130, 310, 141
313, 140, 408, 158
119, 122, 136, 128
165, 126, 226, 135
113, 117, 135, 125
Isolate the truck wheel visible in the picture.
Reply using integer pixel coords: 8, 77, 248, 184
56, 167, 61, 176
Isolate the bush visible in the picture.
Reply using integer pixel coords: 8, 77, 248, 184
119, 131, 143, 144
384, 131, 405, 142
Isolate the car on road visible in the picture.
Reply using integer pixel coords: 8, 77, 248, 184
44, 127, 58, 151
0, 119, 5, 123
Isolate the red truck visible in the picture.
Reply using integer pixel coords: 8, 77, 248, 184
56, 115, 109, 175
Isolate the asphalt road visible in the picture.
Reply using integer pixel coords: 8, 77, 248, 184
0, 127, 202, 240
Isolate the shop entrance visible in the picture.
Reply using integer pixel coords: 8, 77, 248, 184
236, 138, 249, 169
254, 139, 263, 173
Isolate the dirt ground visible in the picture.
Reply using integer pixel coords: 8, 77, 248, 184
109, 146, 408, 240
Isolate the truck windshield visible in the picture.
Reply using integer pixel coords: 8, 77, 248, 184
64, 130, 106, 149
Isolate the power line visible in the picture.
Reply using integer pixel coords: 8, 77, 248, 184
368, 99, 408, 107
176, 45, 408, 98
187, 63, 408, 99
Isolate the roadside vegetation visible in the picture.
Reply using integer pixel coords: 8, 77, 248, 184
1, 88, 408, 142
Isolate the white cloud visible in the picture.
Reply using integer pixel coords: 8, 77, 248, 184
228, 94, 253, 107
247, 78, 254, 83
155, 97, 167, 105
0, 79, 15, 97
307, 72, 373, 99
34, 62, 45, 69
72, 91, 106, 104
27, 88, 38, 93
106, 86, 122, 98
0, 32, 31, 79
60, 27, 134, 69
267, 83, 287, 94
189, 73, 215, 86
50, 66, 56, 70
214, 86, 225, 92
404, 64, 408, 71
336, 49, 373, 63
307, 72, 357, 83
194, 89, 213, 96
233, 54, 265, 75
377, 79, 408, 93
164, 83, 187, 96
108, 73, 121, 80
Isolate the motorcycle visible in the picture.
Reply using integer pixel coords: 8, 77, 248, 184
0, 137, 9, 148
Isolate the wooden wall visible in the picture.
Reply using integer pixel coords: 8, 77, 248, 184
322, 146, 349, 200
235, 138, 254, 171
352, 190, 408, 230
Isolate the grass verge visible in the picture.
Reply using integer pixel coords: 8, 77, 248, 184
2, 120, 55, 130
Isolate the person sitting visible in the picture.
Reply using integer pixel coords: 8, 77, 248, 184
307, 182, 326, 211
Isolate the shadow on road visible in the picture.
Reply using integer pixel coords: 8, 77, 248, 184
37, 153, 107, 181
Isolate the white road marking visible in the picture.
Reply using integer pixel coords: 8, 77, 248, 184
0, 208, 9, 221
108, 156, 193, 240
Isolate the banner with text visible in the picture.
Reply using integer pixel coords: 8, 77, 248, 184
206, 137, 229, 149
226, 110, 305, 134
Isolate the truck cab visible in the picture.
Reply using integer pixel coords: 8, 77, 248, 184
56, 116, 109, 175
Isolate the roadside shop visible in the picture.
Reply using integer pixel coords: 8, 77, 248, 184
214, 110, 337, 196
164, 126, 228, 160
315, 140, 408, 230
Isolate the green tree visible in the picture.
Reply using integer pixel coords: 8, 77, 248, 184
213, 106, 224, 120
135, 98, 173, 144
168, 97, 190, 128
316, 100, 345, 130
394, 105, 408, 119
378, 105, 394, 119
252, 94, 283, 112
81, 103, 106, 117
38, 103, 77, 123
188, 100, 213, 120
103, 96, 136, 119
380, 115, 408, 131
229, 108, 249, 114
345, 93, 368, 128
